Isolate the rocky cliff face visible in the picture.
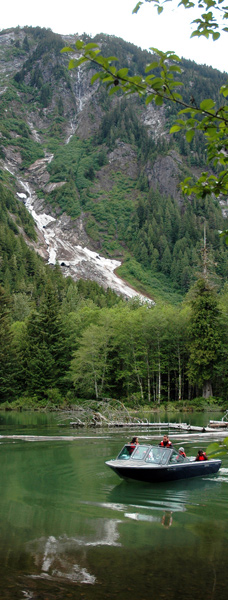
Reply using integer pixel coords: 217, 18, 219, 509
0, 28, 173, 298
0, 27, 226, 299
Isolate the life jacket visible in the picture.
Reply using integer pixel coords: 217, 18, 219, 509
198, 453, 207, 461
129, 442, 138, 454
160, 440, 172, 447
179, 451, 186, 458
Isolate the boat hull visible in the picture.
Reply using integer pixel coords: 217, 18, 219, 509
106, 459, 221, 483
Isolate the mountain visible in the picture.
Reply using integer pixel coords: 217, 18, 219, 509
1, 26, 228, 304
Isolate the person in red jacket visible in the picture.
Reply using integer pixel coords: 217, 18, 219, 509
159, 435, 173, 448
178, 447, 187, 458
195, 449, 208, 461
129, 436, 139, 454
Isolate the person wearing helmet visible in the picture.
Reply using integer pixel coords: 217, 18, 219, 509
178, 447, 186, 458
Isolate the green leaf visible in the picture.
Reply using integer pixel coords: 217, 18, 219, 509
75, 40, 85, 50
84, 43, 99, 50
186, 129, 195, 142
117, 68, 129, 78
109, 86, 120, 95
170, 125, 182, 133
169, 65, 182, 73
206, 442, 220, 455
200, 99, 215, 111
132, 1, 142, 14
145, 94, 155, 105
212, 31, 220, 40
220, 84, 228, 97
155, 94, 163, 106
205, 127, 217, 137
107, 56, 119, 62
91, 72, 102, 84
60, 46, 74, 53
68, 59, 78, 70
129, 75, 144, 84
145, 62, 159, 72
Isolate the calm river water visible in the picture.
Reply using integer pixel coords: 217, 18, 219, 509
0, 411, 228, 600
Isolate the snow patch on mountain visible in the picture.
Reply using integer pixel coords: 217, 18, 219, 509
8, 165, 154, 304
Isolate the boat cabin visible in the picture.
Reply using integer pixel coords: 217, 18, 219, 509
117, 444, 189, 465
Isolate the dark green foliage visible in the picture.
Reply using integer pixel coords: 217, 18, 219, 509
40, 83, 52, 108
22, 282, 67, 398
0, 286, 19, 402
187, 279, 222, 397
76, 279, 122, 308
0, 112, 44, 169
48, 181, 81, 218
126, 187, 227, 292
96, 98, 157, 159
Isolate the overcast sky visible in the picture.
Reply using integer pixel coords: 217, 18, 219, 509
1, 0, 228, 73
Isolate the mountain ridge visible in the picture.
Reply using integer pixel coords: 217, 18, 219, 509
0, 26, 227, 303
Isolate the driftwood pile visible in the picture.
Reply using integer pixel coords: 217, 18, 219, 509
59, 400, 143, 428
57, 400, 224, 432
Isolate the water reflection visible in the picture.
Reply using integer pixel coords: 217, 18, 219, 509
161, 511, 173, 528
28, 535, 97, 584
25, 517, 122, 589
1, 417, 228, 600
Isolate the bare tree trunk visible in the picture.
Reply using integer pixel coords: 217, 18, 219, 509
152, 373, 156, 402
146, 353, 151, 402
132, 345, 144, 403
203, 380, 213, 398
167, 368, 170, 402
157, 339, 161, 405
99, 345, 108, 397
178, 344, 181, 401
94, 373, 98, 400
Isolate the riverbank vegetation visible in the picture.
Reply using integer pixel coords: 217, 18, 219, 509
1, 255, 228, 408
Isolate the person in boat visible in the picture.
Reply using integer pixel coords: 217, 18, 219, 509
159, 434, 173, 448
195, 449, 208, 461
178, 447, 186, 458
129, 436, 139, 454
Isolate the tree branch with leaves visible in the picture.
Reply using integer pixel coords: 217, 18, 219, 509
61, 0, 228, 213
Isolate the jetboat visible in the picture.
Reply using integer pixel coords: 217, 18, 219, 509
106, 444, 221, 483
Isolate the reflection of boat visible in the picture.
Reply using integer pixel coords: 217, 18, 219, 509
106, 444, 221, 483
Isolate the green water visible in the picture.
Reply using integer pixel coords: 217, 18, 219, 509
0, 411, 228, 600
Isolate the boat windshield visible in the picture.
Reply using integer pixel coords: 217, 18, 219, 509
130, 445, 150, 460
117, 445, 136, 460
145, 447, 172, 464
145, 447, 189, 465
117, 445, 189, 464
117, 445, 150, 460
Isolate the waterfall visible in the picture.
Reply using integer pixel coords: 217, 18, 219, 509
5, 164, 56, 264
77, 66, 83, 112
3, 165, 154, 303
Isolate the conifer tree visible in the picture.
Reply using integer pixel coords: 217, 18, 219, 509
187, 279, 222, 398
0, 286, 18, 402
23, 281, 67, 398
